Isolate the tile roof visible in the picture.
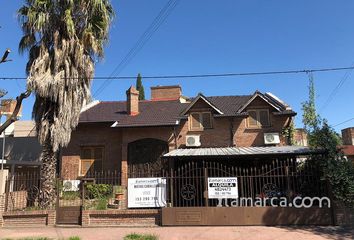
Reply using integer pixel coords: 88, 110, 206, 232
79, 93, 296, 127
163, 146, 324, 158
341, 145, 354, 156
79, 100, 188, 127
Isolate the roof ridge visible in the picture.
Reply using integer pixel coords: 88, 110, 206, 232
206, 94, 253, 98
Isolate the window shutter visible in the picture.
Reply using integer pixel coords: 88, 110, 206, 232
202, 112, 212, 129
248, 111, 258, 126
81, 160, 94, 176
190, 113, 201, 130
259, 110, 270, 126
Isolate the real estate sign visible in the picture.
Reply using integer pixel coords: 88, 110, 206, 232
128, 177, 167, 208
208, 177, 238, 199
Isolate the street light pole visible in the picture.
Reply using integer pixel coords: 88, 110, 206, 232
1, 114, 5, 170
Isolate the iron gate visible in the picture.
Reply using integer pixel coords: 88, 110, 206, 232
56, 178, 82, 225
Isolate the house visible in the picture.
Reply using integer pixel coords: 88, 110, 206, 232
61, 85, 302, 183
341, 127, 354, 163
0, 121, 41, 175
0, 99, 41, 175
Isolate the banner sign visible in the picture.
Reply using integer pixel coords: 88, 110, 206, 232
208, 177, 238, 199
128, 177, 167, 208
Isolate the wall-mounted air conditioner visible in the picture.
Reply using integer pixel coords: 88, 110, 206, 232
264, 133, 280, 145
62, 180, 80, 192
186, 135, 201, 147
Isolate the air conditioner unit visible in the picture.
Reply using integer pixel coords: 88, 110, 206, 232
264, 133, 280, 145
186, 135, 201, 147
62, 180, 80, 192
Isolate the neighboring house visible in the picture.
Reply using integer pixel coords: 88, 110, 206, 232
0, 100, 41, 174
341, 127, 354, 163
61, 85, 300, 181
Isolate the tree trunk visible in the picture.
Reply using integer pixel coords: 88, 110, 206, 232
39, 138, 58, 209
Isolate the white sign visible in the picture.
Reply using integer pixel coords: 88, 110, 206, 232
128, 177, 166, 208
208, 177, 238, 199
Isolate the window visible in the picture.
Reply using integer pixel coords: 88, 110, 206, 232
80, 146, 104, 176
189, 112, 213, 130
247, 109, 270, 128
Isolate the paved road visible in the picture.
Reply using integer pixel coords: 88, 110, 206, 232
0, 226, 352, 240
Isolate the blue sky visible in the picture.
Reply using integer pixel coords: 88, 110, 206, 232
0, 0, 354, 132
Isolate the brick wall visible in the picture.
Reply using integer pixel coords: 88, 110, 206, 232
61, 123, 122, 180
334, 201, 354, 226
341, 127, 354, 145
82, 209, 160, 226
151, 86, 181, 100
1, 210, 56, 227
5, 191, 28, 211
0, 194, 4, 227
176, 96, 290, 147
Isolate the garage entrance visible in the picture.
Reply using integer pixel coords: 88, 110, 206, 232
160, 147, 333, 226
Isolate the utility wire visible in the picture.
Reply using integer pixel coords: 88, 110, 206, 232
319, 62, 354, 113
332, 117, 354, 127
93, 0, 180, 97
1, 66, 354, 81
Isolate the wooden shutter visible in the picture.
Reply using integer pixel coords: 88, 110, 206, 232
202, 112, 212, 129
248, 110, 258, 127
259, 110, 270, 126
93, 147, 103, 172
190, 113, 202, 130
80, 147, 104, 175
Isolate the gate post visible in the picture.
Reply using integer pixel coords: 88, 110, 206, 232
204, 167, 208, 207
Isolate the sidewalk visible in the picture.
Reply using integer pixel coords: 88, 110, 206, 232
0, 226, 353, 240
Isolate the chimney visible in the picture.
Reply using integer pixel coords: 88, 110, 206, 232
0, 99, 22, 120
342, 127, 354, 145
126, 86, 139, 115
151, 85, 181, 101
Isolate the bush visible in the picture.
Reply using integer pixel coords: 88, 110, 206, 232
62, 191, 80, 200
124, 233, 158, 240
95, 197, 108, 210
85, 184, 112, 199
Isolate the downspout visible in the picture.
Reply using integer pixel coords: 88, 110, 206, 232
229, 117, 235, 147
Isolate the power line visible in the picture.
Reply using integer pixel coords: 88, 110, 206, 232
93, 0, 181, 97
332, 117, 354, 127
319, 62, 354, 113
1, 66, 354, 81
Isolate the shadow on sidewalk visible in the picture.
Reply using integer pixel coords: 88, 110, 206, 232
280, 226, 353, 240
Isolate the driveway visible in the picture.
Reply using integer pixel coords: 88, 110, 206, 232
0, 226, 352, 240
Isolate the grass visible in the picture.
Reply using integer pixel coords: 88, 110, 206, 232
68, 237, 81, 240
123, 233, 158, 240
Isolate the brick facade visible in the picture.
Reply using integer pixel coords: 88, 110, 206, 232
61, 95, 292, 183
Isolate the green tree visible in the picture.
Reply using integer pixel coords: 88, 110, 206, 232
18, 0, 114, 207
302, 73, 354, 206
136, 73, 145, 100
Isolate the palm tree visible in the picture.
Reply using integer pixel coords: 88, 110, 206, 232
18, 0, 114, 208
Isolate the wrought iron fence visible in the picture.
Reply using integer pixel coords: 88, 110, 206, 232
3, 158, 328, 211
163, 158, 328, 208
3, 171, 122, 212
